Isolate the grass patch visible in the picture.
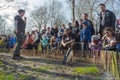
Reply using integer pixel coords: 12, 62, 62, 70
0, 71, 14, 80
38, 66, 52, 72
24, 66, 31, 69
73, 66, 99, 75
0, 61, 4, 66
18, 74, 29, 79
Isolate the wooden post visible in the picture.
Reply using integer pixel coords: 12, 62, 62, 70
102, 51, 120, 80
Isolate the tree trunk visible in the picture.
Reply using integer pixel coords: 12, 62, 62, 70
72, 0, 75, 24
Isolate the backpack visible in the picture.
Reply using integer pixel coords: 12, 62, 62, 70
88, 20, 95, 35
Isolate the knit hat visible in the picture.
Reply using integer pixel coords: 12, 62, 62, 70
82, 21, 88, 26
92, 35, 100, 41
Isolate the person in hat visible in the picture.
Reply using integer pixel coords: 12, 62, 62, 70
51, 25, 59, 37
89, 35, 102, 57
80, 21, 92, 50
41, 33, 49, 53
82, 13, 95, 35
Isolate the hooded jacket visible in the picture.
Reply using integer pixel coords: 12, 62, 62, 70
80, 27, 91, 43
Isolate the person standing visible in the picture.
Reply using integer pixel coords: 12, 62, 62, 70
99, 3, 116, 36
82, 13, 95, 36
33, 30, 40, 51
41, 25, 47, 34
60, 24, 66, 35
72, 20, 80, 42
72, 20, 80, 50
79, 19, 83, 30
80, 21, 92, 50
51, 25, 59, 37
27, 33, 34, 50
46, 27, 51, 39
13, 9, 26, 60
68, 23, 73, 31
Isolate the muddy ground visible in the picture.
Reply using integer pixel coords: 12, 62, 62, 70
0, 53, 109, 80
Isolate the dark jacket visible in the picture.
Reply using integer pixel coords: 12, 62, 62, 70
14, 15, 26, 33
99, 10, 116, 34
72, 26, 80, 42
51, 28, 58, 37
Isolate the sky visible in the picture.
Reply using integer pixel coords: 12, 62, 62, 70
0, 0, 71, 30
0, 0, 70, 17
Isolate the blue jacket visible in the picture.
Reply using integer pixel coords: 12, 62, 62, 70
83, 20, 95, 35
80, 28, 91, 43
41, 37, 49, 47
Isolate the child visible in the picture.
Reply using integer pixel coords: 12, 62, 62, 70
41, 34, 49, 53
102, 27, 116, 50
46, 27, 51, 40
27, 34, 34, 50
80, 21, 92, 50
22, 32, 29, 49
89, 35, 102, 57
60, 24, 66, 35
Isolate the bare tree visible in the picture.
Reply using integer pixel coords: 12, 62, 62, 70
30, 6, 49, 31
53, 14, 67, 27
67, 0, 76, 23
0, 16, 6, 34
14, 0, 30, 10
48, 0, 64, 27
0, 0, 14, 10
74, 0, 112, 32
75, 0, 107, 21
106, 0, 120, 18
30, 0, 67, 31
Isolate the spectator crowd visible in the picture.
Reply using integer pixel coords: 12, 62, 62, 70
0, 35, 16, 49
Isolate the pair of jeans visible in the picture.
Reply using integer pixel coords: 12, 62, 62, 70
80, 42, 89, 50
14, 32, 25, 56
27, 44, 33, 50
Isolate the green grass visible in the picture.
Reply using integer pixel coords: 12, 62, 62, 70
18, 74, 29, 79
38, 66, 52, 72
0, 71, 14, 80
0, 61, 4, 66
73, 66, 99, 75
0, 71, 29, 80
